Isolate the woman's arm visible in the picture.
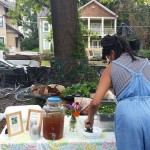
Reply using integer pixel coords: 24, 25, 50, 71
85, 64, 112, 127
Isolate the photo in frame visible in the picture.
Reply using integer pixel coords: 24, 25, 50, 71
6, 111, 24, 137
26, 109, 43, 131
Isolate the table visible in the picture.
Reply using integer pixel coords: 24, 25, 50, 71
0, 116, 116, 150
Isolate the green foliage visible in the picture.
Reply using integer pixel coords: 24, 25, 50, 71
0, 43, 9, 52
101, 0, 150, 49
41, 60, 50, 66
73, 19, 87, 60
64, 60, 99, 85
45, 29, 53, 42
32, 48, 39, 52
21, 37, 39, 51
8, 3, 40, 51
40, 51, 54, 61
77, 0, 90, 7
98, 103, 116, 114
62, 82, 97, 97
20, 12, 39, 50
79, 18, 99, 39
8, 0, 50, 24
137, 50, 150, 59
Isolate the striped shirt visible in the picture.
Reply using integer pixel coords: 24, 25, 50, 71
110, 53, 150, 96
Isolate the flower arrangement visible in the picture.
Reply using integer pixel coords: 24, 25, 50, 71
64, 102, 81, 131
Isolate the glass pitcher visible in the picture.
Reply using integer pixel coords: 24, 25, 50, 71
43, 97, 64, 140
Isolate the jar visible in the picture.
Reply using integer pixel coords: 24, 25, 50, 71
43, 97, 64, 140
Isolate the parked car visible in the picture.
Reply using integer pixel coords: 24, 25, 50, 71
0, 59, 29, 86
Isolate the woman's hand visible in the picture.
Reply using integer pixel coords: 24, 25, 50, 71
84, 118, 94, 129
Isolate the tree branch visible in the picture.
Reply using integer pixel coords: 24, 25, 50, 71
34, 0, 49, 8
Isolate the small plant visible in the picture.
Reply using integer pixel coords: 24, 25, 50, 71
64, 102, 81, 117
64, 102, 81, 131
62, 82, 97, 97
98, 103, 116, 114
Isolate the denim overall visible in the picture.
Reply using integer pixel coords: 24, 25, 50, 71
112, 58, 150, 150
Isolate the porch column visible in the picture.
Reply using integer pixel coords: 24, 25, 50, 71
114, 19, 117, 34
101, 17, 104, 37
88, 17, 90, 49
39, 20, 42, 53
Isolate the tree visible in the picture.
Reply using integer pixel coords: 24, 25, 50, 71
20, 12, 39, 50
102, 0, 150, 49
9, 0, 87, 69
50, 0, 84, 69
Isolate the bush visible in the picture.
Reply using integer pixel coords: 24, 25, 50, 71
64, 61, 99, 85
137, 50, 150, 59
32, 48, 39, 52
40, 51, 54, 61
21, 37, 39, 50
0, 43, 9, 52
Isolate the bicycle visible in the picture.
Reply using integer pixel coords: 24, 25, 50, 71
0, 83, 32, 102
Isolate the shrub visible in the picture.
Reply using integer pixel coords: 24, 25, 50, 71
0, 43, 9, 52
40, 51, 54, 61
137, 50, 150, 59
32, 48, 39, 52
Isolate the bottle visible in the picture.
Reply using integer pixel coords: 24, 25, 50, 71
30, 124, 40, 140
43, 97, 64, 140
29, 119, 40, 140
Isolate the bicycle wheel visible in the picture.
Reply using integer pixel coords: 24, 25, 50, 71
15, 87, 32, 102
0, 88, 14, 99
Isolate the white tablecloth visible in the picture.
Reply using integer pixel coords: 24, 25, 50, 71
0, 116, 116, 150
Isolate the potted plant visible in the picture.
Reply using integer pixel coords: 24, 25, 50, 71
62, 82, 97, 98
98, 103, 116, 122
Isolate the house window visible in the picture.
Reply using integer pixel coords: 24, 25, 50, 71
0, 16, 3, 27
92, 40, 101, 48
43, 39, 50, 50
15, 37, 19, 48
0, 37, 4, 44
43, 21, 50, 32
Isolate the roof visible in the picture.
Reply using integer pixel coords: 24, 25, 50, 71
38, 7, 50, 18
117, 22, 135, 36
0, 1, 15, 8
38, 0, 117, 18
79, 0, 117, 17
6, 24, 24, 38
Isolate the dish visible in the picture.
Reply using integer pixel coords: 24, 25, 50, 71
82, 126, 102, 138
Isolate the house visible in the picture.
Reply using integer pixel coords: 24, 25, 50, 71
117, 22, 135, 37
0, 1, 23, 52
117, 22, 140, 52
79, 0, 117, 59
38, 7, 52, 53
38, 0, 118, 59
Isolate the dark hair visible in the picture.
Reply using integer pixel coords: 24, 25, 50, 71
101, 35, 136, 61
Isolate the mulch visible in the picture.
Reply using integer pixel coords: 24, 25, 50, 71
0, 119, 6, 133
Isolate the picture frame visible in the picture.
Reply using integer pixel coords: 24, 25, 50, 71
6, 111, 24, 137
26, 109, 43, 131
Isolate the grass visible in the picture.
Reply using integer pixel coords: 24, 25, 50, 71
41, 60, 50, 67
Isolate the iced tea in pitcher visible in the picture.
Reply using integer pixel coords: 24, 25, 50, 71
43, 97, 64, 140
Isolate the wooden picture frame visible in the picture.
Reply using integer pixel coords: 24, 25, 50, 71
6, 111, 24, 137
26, 109, 43, 132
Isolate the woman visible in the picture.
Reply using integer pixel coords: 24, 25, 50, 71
85, 35, 150, 150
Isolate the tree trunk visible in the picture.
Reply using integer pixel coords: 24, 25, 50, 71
50, 0, 79, 72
